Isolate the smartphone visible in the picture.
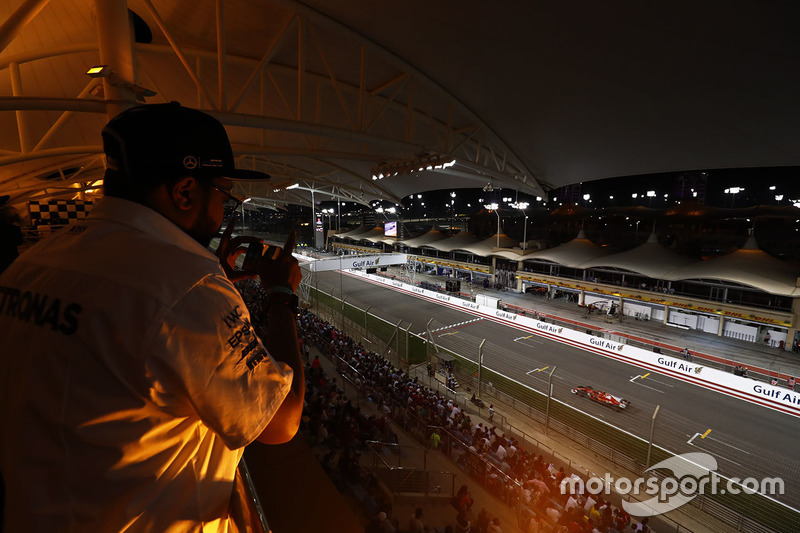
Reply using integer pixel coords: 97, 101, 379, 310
242, 242, 264, 273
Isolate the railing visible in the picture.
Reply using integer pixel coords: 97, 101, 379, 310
363, 440, 458, 497
237, 458, 269, 533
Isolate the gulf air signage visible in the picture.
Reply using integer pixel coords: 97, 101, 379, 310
305, 253, 408, 272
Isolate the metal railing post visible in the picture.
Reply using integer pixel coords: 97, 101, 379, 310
340, 295, 348, 330
405, 324, 411, 368
646, 404, 660, 468
478, 339, 486, 394
545, 366, 557, 434
426, 318, 439, 354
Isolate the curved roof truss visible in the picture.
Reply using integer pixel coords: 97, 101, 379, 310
0, 0, 545, 210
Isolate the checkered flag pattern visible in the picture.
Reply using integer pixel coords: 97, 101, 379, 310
28, 200, 94, 226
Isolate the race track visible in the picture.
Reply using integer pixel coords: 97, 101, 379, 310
315, 270, 800, 509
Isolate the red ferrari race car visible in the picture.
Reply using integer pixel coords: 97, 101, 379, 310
571, 386, 630, 411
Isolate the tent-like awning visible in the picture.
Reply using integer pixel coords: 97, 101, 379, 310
579, 232, 696, 279
453, 233, 521, 257
349, 227, 386, 243
665, 235, 800, 296
425, 231, 482, 253
397, 229, 449, 248
522, 229, 612, 268
336, 224, 372, 239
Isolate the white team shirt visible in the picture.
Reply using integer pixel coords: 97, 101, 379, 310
0, 197, 293, 532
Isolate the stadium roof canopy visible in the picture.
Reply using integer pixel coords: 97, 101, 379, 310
1, 0, 799, 210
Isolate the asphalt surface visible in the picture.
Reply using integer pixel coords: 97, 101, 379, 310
313, 268, 800, 510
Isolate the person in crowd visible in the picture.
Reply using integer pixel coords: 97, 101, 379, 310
0, 103, 304, 531
475, 508, 491, 532
545, 506, 561, 523
456, 485, 474, 513
409, 507, 426, 533
486, 516, 503, 532
565, 493, 580, 512
527, 514, 542, 533
632, 517, 651, 532
367, 510, 395, 533
455, 511, 471, 533
431, 429, 441, 449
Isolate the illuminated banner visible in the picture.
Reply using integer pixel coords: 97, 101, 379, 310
314, 214, 324, 248
305, 253, 408, 272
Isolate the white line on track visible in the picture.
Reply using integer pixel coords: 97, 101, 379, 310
633, 381, 666, 393
648, 377, 674, 388
526, 366, 550, 375
429, 317, 484, 335
525, 368, 565, 383
702, 436, 752, 455
514, 334, 543, 345
630, 373, 670, 393
686, 430, 750, 466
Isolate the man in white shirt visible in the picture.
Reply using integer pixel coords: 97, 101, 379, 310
545, 506, 561, 523
565, 494, 581, 512
496, 442, 508, 461
584, 494, 598, 514
0, 103, 304, 532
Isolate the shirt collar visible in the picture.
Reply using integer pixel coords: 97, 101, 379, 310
88, 196, 220, 261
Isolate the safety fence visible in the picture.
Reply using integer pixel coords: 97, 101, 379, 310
310, 286, 427, 365
305, 285, 795, 533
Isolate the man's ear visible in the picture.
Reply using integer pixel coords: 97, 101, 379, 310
170, 176, 200, 211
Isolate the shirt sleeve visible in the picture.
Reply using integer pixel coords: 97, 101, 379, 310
147, 273, 293, 450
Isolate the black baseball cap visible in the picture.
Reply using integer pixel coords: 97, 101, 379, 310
102, 102, 270, 182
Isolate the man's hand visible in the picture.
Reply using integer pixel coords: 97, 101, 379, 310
215, 216, 262, 282
254, 230, 304, 445
258, 231, 301, 292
